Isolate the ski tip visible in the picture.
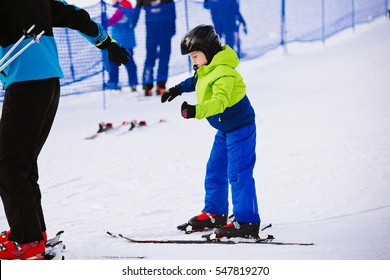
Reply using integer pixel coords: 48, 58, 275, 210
84, 134, 98, 140
301, 242, 314, 246
286, 242, 314, 246
105, 230, 123, 239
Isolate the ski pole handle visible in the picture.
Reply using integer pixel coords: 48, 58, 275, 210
0, 25, 35, 66
0, 30, 45, 72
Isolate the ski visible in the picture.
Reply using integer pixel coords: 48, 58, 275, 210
117, 119, 167, 136
116, 120, 147, 136
84, 121, 128, 140
90, 255, 145, 260
45, 230, 64, 248
105, 230, 314, 246
44, 230, 66, 260
177, 222, 215, 234
44, 243, 65, 260
177, 220, 273, 235
84, 119, 166, 139
202, 232, 314, 245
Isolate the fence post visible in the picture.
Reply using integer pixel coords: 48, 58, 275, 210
280, 0, 287, 55
351, 0, 355, 32
64, 29, 75, 82
321, 0, 326, 44
101, 0, 107, 110
184, 0, 192, 73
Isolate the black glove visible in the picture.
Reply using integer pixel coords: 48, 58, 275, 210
181, 101, 196, 119
161, 86, 181, 103
96, 35, 129, 66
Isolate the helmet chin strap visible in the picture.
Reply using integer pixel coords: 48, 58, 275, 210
193, 65, 199, 71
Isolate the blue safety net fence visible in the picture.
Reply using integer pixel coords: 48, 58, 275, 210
0, 0, 388, 102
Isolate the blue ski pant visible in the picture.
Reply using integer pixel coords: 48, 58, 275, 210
142, 21, 174, 88
203, 124, 260, 223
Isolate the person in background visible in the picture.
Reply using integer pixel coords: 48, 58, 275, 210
106, 0, 138, 92
161, 25, 261, 239
0, 0, 128, 260
133, 0, 176, 96
204, 0, 247, 58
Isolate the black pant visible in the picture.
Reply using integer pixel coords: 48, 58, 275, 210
0, 78, 60, 243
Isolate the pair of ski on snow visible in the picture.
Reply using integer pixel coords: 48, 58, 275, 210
84, 119, 166, 139
35, 226, 314, 260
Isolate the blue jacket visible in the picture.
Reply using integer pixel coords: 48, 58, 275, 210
0, 0, 107, 89
108, 1, 136, 49
133, 0, 176, 37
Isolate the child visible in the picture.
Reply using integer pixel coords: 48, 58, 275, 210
161, 25, 261, 239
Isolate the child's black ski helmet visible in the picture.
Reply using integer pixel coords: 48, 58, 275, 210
180, 24, 222, 63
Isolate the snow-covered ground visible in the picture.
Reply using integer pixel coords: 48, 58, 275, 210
1, 11, 390, 280
14, 16, 388, 260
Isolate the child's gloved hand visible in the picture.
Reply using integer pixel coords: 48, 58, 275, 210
161, 86, 181, 103
181, 101, 196, 119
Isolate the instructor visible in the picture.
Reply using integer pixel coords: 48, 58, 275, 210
0, 0, 129, 260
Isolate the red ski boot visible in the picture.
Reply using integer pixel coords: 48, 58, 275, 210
0, 240, 45, 260
177, 211, 228, 233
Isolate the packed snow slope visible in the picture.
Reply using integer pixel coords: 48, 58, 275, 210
1, 18, 390, 260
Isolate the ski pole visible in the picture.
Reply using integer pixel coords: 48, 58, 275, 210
0, 30, 45, 73
0, 25, 35, 67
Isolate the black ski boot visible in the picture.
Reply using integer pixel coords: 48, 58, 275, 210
213, 221, 260, 239
178, 211, 227, 233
